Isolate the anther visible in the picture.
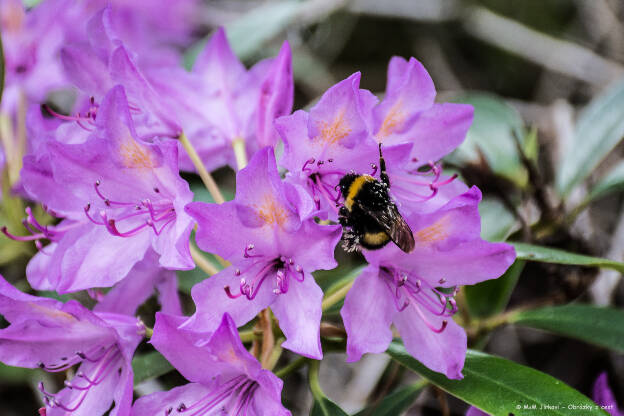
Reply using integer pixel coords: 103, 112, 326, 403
438, 278, 446, 284
177, 403, 186, 412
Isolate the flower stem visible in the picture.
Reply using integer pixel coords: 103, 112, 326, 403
263, 337, 284, 371
232, 137, 248, 170
189, 243, 219, 276
178, 131, 225, 204
321, 279, 354, 311
308, 360, 325, 402
275, 356, 307, 378
239, 329, 260, 343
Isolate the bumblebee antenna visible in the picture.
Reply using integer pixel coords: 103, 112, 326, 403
378, 143, 390, 187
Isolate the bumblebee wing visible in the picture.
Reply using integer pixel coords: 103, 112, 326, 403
356, 202, 415, 253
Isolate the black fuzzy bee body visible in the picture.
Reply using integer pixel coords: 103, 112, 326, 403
338, 146, 415, 253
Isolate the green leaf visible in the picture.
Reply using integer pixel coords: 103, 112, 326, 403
556, 77, 624, 197
310, 397, 349, 416
450, 94, 528, 187
464, 259, 525, 318
132, 351, 174, 384
512, 242, 624, 273
387, 342, 606, 416
510, 304, 624, 353
184, 1, 301, 68
479, 198, 517, 242
353, 380, 426, 416
308, 360, 349, 416
0, 363, 37, 384
586, 160, 624, 203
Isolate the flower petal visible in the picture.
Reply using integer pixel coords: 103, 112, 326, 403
341, 266, 396, 362
131, 383, 210, 416
271, 272, 323, 359
393, 304, 466, 379
182, 266, 276, 334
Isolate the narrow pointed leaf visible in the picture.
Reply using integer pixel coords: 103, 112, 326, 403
586, 160, 624, 203
512, 242, 624, 273
510, 304, 624, 353
387, 342, 606, 416
132, 351, 174, 384
184, 1, 301, 68
479, 198, 518, 242
556, 77, 624, 197
310, 397, 349, 416
449, 94, 528, 187
354, 380, 426, 416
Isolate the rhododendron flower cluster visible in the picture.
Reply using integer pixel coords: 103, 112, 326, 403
0, 1, 517, 414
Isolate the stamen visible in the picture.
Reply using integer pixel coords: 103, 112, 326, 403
381, 267, 457, 334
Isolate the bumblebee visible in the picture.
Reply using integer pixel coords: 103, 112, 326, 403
338, 144, 415, 253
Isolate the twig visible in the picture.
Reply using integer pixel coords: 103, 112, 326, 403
178, 132, 226, 204
189, 244, 219, 276
462, 6, 624, 86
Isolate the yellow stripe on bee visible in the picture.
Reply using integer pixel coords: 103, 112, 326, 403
345, 175, 374, 210
363, 231, 390, 246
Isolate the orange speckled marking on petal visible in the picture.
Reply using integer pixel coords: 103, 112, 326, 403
27, 302, 76, 321
314, 109, 351, 145
414, 215, 450, 245
118, 138, 155, 169
377, 100, 406, 140
1, 2, 25, 33
253, 195, 289, 228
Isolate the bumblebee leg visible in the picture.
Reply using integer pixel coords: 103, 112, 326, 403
378, 143, 390, 188
341, 229, 361, 252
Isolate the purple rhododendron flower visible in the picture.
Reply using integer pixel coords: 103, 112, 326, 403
0, 0, 69, 114
0, 275, 144, 415
369, 57, 473, 168
132, 313, 290, 416
184, 147, 341, 358
182, 27, 294, 171
276, 72, 380, 218
276, 59, 472, 220
9, 85, 195, 293
0, 0, 203, 116
341, 187, 515, 378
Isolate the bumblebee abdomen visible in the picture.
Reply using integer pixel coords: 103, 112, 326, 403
361, 231, 390, 249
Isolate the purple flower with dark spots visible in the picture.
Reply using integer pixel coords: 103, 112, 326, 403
184, 147, 341, 359
341, 187, 515, 378
132, 313, 290, 416
0, 275, 143, 415
8, 85, 195, 292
